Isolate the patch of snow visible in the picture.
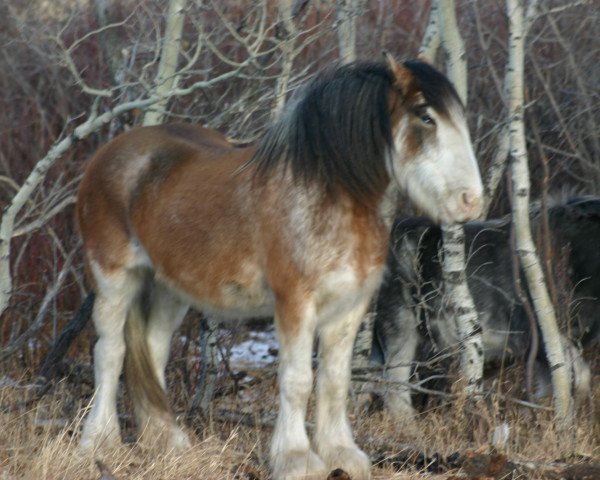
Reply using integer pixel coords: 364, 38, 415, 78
229, 329, 278, 368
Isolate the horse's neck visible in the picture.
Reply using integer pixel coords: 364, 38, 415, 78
259, 177, 392, 255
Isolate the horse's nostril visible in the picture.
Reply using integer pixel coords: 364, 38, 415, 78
462, 191, 472, 206
461, 191, 479, 206
461, 190, 482, 213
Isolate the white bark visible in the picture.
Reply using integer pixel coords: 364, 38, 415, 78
143, 0, 188, 126
419, 1, 440, 60
507, 0, 572, 425
274, 0, 297, 115
336, 0, 361, 64
441, 225, 484, 393
436, 0, 484, 394
437, 0, 467, 104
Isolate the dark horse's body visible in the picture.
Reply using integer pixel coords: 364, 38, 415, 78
372, 197, 597, 417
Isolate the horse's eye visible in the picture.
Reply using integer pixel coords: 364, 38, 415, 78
420, 113, 435, 126
414, 105, 435, 126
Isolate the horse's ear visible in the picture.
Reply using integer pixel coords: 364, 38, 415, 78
417, 52, 434, 65
382, 51, 413, 94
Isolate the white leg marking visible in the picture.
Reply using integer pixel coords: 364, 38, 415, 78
314, 298, 372, 480
140, 285, 191, 449
145, 285, 189, 390
80, 267, 142, 451
270, 302, 327, 480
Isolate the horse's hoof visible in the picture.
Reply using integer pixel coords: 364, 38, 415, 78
320, 445, 371, 480
168, 425, 191, 450
271, 449, 328, 480
79, 423, 122, 452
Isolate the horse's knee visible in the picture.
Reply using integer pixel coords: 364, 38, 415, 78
280, 366, 313, 405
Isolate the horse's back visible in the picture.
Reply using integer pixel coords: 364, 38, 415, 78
77, 124, 268, 312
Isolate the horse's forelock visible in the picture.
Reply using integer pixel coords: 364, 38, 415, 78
402, 60, 464, 117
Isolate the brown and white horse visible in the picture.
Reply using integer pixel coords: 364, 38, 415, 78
77, 55, 482, 479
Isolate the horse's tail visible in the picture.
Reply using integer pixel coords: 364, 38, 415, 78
40, 291, 95, 379
124, 293, 171, 424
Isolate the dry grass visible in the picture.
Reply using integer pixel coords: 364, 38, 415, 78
1, 362, 598, 480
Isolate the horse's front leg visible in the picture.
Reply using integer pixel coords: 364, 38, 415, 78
271, 298, 327, 480
314, 297, 372, 480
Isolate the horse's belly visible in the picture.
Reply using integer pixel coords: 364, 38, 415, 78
157, 262, 275, 319
216, 277, 275, 317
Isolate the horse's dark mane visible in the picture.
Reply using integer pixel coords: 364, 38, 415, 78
251, 61, 395, 203
250, 60, 463, 203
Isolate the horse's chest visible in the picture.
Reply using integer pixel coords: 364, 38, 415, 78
314, 264, 384, 321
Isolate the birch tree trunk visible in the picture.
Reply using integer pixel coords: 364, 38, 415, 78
481, 126, 511, 217
506, 0, 572, 425
418, 0, 440, 59
143, 0, 188, 126
273, 0, 297, 115
336, 0, 361, 64
435, 0, 485, 394
437, 0, 467, 104
0, 98, 156, 318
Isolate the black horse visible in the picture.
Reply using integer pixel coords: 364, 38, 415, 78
371, 196, 598, 417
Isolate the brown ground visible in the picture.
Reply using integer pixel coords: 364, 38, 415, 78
0, 324, 600, 480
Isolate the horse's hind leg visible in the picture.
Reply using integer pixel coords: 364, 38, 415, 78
314, 298, 372, 480
132, 283, 190, 449
80, 264, 144, 451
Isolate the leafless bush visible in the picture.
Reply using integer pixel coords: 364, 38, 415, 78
0, 0, 598, 382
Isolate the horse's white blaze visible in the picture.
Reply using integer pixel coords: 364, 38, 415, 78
392, 106, 483, 224
436, 106, 483, 219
